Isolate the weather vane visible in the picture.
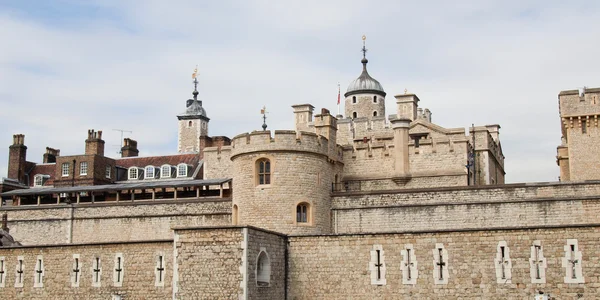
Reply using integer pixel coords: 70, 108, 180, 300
191, 65, 199, 100
261, 105, 268, 131
361, 35, 367, 58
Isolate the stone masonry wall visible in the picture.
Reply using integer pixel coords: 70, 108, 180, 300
203, 146, 233, 179
0, 240, 172, 299
173, 227, 244, 299
246, 227, 287, 300
332, 181, 600, 234
1, 199, 231, 245
288, 226, 600, 299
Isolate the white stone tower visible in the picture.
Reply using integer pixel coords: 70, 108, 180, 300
177, 76, 209, 153
344, 36, 386, 120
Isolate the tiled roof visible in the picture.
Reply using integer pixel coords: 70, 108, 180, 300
28, 163, 56, 187
115, 153, 200, 169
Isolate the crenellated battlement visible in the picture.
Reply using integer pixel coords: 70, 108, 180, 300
231, 130, 343, 161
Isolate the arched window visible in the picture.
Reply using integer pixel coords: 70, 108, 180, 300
256, 250, 271, 287
188, 121, 192, 127
373, 111, 378, 117
296, 203, 309, 223
145, 166, 155, 179
128, 167, 138, 180
352, 96, 357, 104
161, 165, 171, 178
373, 96, 377, 103
257, 159, 271, 185
232, 204, 239, 225
352, 112, 357, 118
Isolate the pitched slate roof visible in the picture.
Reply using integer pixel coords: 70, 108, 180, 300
115, 153, 200, 169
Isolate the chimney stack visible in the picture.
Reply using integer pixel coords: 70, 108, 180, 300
121, 138, 139, 158
390, 117, 412, 183
43, 147, 60, 163
7, 134, 27, 183
85, 129, 105, 156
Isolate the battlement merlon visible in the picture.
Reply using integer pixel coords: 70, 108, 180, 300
292, 104, 315, 132
395, 94, 420, 121
558, 87, 600, 119
230, 130, 343, 162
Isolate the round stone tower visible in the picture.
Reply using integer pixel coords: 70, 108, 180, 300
344, 36, 386, 119
230, 121, 342, 235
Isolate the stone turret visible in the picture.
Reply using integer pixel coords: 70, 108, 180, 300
230, 130, 342, 235
395, 93, 420, 121
292, 104, 314, 132
313, 108, 338, 160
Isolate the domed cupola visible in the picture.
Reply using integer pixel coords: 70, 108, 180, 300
177, 68, 210, 153
344, 36, 386, 119
345, 56, 386, 98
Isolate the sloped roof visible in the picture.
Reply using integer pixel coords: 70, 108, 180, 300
115, 153, 200, 169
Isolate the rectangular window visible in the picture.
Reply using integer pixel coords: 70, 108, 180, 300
62, 163, 70, 177
178, 165, 187, 177
80, 162, 88, 175
34, 176, 43, 187
582, 120, 587, 134
105, 166, 111, 179
161, 166, 171, 178
129, 168, 138, 180
0, 256, 6, 287
146, 167, 154, 179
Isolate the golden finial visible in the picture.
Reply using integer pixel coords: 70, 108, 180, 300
404, 88, 408, 94
362, 35, 366, 41
192, 65, 198, 79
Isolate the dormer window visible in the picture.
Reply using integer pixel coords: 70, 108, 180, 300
161, 165, 172, 178
177, 164, 188, 177
128, 167, 143, 180
145, 166, 155, 179
33, 174, 49, 187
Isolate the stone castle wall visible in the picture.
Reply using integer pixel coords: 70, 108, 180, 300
332, 181, 600, 234
1, 199, 231, 245
203, 145, 232, 179
230, 130, 342, 235
0, 240, 172, 299
172, 226, 286, 300
287, 226, 600, 299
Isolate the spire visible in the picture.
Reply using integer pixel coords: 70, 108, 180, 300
361, 35, 368, 71
191, 65, 199, 100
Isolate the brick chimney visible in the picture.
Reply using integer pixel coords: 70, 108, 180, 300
43, 147, 60, 163
85, 129, 105, 156
8, 134, 27, 183
121, 138, 139, 158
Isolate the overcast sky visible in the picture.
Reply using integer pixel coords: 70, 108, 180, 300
1, 1, 599, 183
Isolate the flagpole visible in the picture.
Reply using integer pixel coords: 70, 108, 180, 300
337, 83, 341, 116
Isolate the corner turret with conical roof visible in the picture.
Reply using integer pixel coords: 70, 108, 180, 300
344, 35, 386, 120
177, 69, 210, 153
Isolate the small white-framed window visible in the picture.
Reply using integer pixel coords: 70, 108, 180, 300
145, 166, 155, 179
256, 248, 271, 287
128, 167, 138, 180
105, 166, 111, 179
80, 161, 88, 176
71, 254, 81, 287
113, 253, 124, 287
91, 256, 102, 287
177, 164, 188, 177
34, 175, 44, 187
34, 255, 44, 288
352, 96, 357, 103
0, 256, 6, 288
62, 163, 70, 177
161, 165, 172, 178
155, 253, 166, 287
15, 256, 24, 288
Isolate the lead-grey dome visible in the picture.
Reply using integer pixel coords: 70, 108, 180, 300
181, 100, 206, 117
345, 57, 386, 97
